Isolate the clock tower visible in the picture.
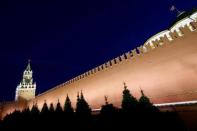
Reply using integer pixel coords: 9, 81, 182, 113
15, 60, 36, 101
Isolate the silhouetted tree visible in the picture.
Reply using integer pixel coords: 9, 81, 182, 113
22, 107, 30, 117
22, 107, 30, 116
20, 108, 31, 128
41, 100, 49, 114
0, 87, 188, 131
54, 99, 64, 128
139, 90, 155, 110
121, 83, 138, 112
55, 99, 63, 113
76, 91, 91, 120
3, 110, 22, 129
49, 103, 55, 113
64, 95, 74, 117
30, 102, 40, 129
31, 103, 40, 115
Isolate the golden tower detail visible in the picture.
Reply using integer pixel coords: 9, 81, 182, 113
15, 61, 36, 101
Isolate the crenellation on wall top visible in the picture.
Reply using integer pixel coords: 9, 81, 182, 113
179, 24, 194, 35
71, 21, 197, 85
191, 22, 197, 30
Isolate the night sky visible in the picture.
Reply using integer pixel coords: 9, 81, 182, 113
0, 0, 196, 101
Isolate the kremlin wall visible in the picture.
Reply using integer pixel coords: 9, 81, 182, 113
1, 11, 197, 119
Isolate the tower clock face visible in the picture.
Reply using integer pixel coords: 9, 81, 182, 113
25, 78, 31, 83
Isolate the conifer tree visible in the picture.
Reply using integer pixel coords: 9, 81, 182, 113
76, 92, 81, 115
139, 89, 153, 109
31, 102, 40, 115
64, 95, 74, 116
21, 108, 31, 124
121, 82, 138, 112
80, 91, 91, 115
41, 100, 49, 114
22, 107, 30, 115
76, 91, 91, 119
55, 99, 63, 113
47, 103, 55, 122
30, 102, 40, 127
49, 103, 55, 113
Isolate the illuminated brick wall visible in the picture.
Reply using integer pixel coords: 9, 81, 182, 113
27, 22, 197, 111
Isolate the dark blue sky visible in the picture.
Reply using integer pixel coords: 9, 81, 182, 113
0, 0, 196, 101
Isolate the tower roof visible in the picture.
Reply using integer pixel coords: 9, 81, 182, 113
26, 60, 31, 71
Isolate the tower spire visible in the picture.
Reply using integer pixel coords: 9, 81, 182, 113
26, 59, 31, 71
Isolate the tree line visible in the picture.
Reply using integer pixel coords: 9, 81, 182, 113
0, 83, 186, 130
